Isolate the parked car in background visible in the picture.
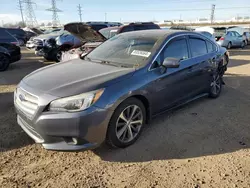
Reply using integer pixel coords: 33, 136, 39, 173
15, 30, 229, 151
217, 31, 245, 49
99, 22, 160, 39
5, 28, 28, 46
0, 42, 21, 71
39, 31, 82, 62
227, 26, 249, 45
197, 31, 216, 42
0, 28, 19, 45
26, 29, 64, 50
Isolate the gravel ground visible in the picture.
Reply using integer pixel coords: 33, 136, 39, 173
0, 47, 250, 188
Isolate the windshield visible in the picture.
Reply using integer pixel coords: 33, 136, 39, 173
86, 33, 158, 67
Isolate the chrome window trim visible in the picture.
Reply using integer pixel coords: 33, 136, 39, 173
148, 33, 218, 71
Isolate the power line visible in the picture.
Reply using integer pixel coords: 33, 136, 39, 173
77, 4, 82, 22
22, 0, 38, 27
17, 0, 25, 26
83, 7, 250, 13
46, 0, 62, 27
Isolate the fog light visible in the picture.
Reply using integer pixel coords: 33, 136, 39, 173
72, 137, 78, 145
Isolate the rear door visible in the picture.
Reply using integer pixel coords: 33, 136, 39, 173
187, 35, 213, 94
233, 31, 243, 46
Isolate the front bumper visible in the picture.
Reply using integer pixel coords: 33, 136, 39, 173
15, 86, 113, 151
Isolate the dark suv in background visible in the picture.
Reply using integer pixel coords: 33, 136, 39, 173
100, 22, 160, 39
0, 28, 21, 71
5, 28, 28, 46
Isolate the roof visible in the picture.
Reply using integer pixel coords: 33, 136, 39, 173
118, 29, 194, 39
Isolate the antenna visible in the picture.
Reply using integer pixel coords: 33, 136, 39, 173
210, 4, 216, 23
77, 4, 82, 22
22, 0, 38, 27
46, 0, 62, 27
18, 0, 25, 27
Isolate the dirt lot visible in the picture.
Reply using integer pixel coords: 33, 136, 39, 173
0, 47, 250, 188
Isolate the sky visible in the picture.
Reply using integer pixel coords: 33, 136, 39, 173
0, 0, 250, 24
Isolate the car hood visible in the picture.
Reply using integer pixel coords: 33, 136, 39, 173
22, 59, 135, 97
64, 22, 107, 43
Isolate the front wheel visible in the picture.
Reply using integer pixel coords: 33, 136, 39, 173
209, 73, 222, 98
106, 98, 146, 148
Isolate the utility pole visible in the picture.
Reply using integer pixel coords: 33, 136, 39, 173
210, 4, 215, 23
18, 0, 25, 27
46, 0, 62, 27
77, 4, 82, 22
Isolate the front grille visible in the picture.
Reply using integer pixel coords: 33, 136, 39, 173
15, 88, 39, 119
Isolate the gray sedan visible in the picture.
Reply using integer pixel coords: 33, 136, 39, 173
216, 31, 245, 49
14, 30, 229, 151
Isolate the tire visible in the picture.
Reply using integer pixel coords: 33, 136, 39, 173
0, 53, 10, 71
55, 50, 62, 62
227, 42, 232, 49
18, 39, 25, 46
241, 41, 245, 49
43, 53, 54, 61
209, 72, 222, 98
106, 98, 146, 148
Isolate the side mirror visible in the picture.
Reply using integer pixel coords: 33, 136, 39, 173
162, 57, 180, 68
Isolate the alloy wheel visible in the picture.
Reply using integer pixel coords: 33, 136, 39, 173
227, 42, 231, 49
210, 74, 221, 95
115, 105, 143, 143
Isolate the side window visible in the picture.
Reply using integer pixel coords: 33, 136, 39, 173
189, 38, 207, 57
134, 25, 147, 31
234, 32, 240, 37
226, 32, 232, 36
163, 38, 189, 60
206, 41, 216, 53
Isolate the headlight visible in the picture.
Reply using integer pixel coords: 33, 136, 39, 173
48, 89, 104, 112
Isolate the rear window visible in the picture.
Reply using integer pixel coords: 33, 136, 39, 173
189, 38, 207, 57
90, 24, 108, 31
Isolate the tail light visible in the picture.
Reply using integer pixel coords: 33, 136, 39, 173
219, 37, 224, 41
11, 42, 19, 46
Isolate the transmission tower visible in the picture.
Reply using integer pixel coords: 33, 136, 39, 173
77, 4, 82, 22
46, 0, 62, 27
210, 4, 216, 23
23, 0, 38, 27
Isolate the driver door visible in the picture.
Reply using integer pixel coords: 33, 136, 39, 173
148, 36, 196, 114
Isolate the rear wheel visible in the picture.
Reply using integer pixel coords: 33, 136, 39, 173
241, 41, 245, 49
227, 42, 232, 49
209, 73, 222, 98
106, 98, 146, 148
0, 53, 10, 71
